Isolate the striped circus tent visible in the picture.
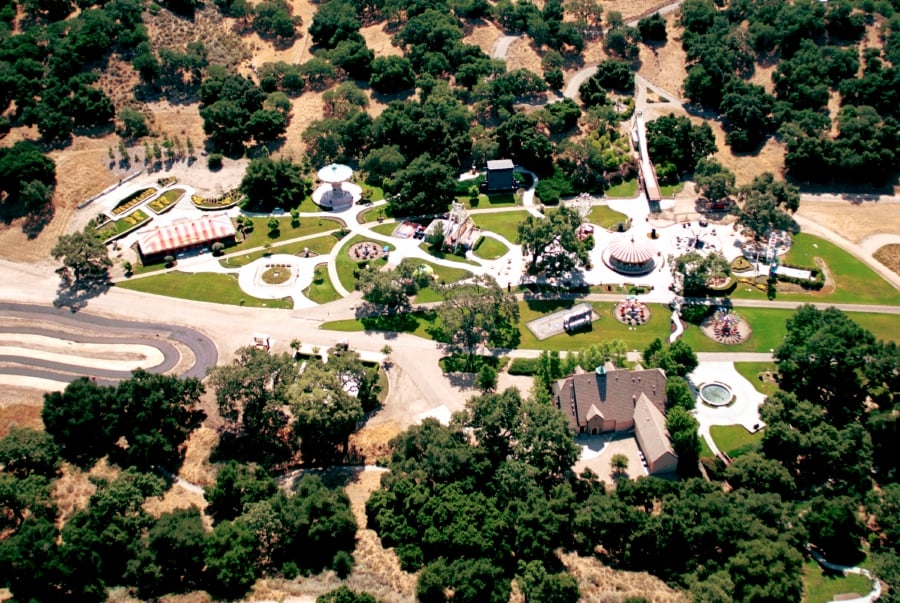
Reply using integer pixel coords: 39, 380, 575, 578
137, 214, 236, 262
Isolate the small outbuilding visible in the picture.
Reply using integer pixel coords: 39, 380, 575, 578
485, 159, 515, 192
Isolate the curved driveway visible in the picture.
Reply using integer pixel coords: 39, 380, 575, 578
0, 302, 218, 385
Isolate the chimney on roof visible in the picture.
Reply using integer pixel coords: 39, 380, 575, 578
632, 394, 637, 407
595, 365, 606, 378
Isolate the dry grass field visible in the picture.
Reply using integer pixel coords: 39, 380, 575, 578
463, 21, 505, 56
798, 201, 900, 245
0, 396, 43, 434
636, 14, 687, 97
874, 244, 900, 277
560, 551, 689, 602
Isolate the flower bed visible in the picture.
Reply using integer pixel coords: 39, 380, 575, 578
737, 277, 768, 292
97, 209, 152, 242
111, 187, 157, 216
731, 256, 754, 273
147, 188, 186, 215
192, 188, 244, 210
157, 176, 178, 187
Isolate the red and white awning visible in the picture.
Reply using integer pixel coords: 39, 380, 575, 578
138, 214, 235, 255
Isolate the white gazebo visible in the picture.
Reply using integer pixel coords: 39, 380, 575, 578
313, 163, 361, 210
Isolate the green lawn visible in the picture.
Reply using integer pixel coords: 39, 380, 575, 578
699, 435, 715, 458
327, 297, 900, 353
472, 210, 529, 243
406, 260, 473, 303
605, 179, 638, 198
685, 307, 900, 350
710, 424, 763, 457
294, 195, 324, 213
460, 192, 518, 209
360, 184, 385, 202
219, 234, 340, 268
97, 210, 151, 241
369, 222, 397, 236
335, 235, 387, 292
731, 233, 899, 305
359, 205, 389, 223
588, 205, 629, 230
679, 307, 791, 353
410, 260, 472, 284
116, 272, 292, 308
659, 181, 685, 196
230, 216, 343, 254
321, 312, 435, 339
472, 236, 509, 260
516, 300, 670, 352
304, 262, 340, 304
418, 242, 480, 266
802, 560, 872, 603
734, 362, 779, 398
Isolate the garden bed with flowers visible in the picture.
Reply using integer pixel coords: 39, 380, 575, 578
111, 187, 157, 216
97, 210, 152, 242
147, 188, 186, 214
192, 188, 243, 210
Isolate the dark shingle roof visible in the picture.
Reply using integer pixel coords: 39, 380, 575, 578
553, 367, 667, 430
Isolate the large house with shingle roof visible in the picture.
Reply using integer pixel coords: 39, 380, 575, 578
552, 364, 678, 474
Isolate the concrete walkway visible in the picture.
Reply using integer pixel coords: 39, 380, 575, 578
688, 362, 767, 456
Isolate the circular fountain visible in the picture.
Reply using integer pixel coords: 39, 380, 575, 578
700, 382, 733, 407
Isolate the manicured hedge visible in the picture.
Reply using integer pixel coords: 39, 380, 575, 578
507, 357, 539, 375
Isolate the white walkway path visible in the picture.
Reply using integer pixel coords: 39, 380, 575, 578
688, 362, 767, 456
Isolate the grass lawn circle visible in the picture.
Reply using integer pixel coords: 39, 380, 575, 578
349, 241, 386, 262
261, 265, 293, 285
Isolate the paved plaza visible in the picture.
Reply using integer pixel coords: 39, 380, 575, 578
688, 362, 768, 456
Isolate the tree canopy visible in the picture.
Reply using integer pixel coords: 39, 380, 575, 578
432, 275, 519, 363
646, 113, 717, 182
240, 157, 312, 212
518, 206, 591, 277
42, 371, 205, 471
367, 387, 578, 599
733, 173, 800, 241
51, 227, 112, 288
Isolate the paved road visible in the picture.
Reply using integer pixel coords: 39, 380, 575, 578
0, 301, 218, 384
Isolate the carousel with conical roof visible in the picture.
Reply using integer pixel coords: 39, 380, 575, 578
602, 235, 657, 275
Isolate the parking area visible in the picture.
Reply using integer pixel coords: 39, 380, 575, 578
572, 432, 648, 483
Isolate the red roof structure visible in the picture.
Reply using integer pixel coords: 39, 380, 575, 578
138, 215, 236, 257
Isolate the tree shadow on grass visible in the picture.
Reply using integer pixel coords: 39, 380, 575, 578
360, 313, 422, 334
22, 203, 54, 239
524, 297, 575, 313
0, 199, 55, 239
